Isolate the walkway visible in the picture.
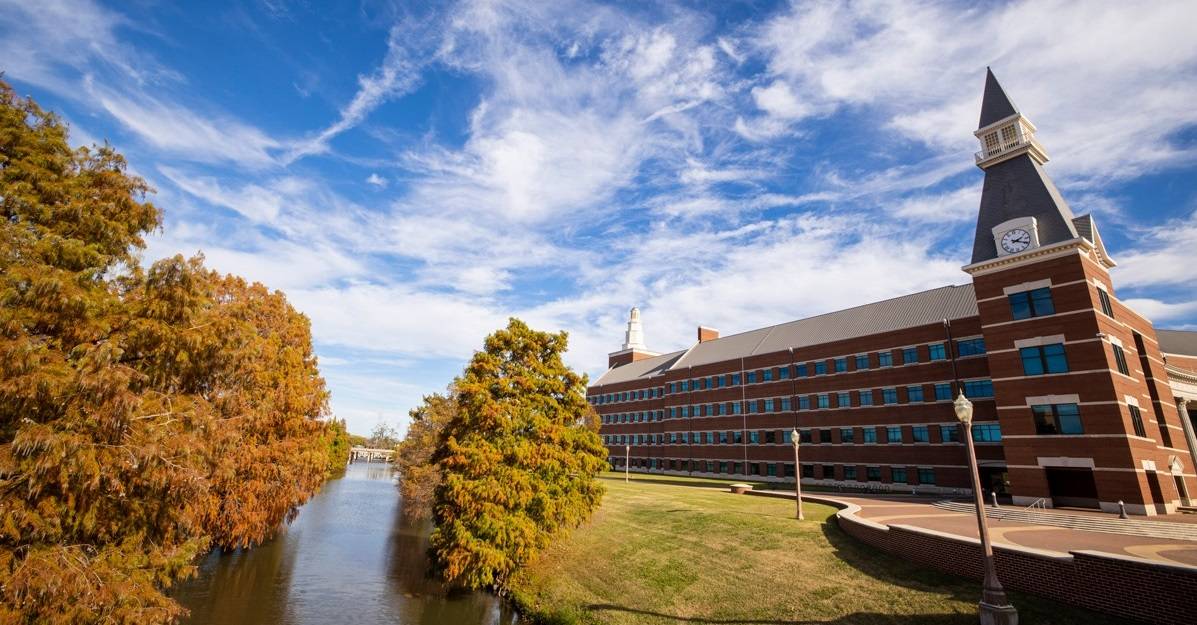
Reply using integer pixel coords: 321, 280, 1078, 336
819, 493, 1197, 566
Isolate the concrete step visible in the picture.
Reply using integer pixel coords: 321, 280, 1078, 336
1179, 506, 1197, 515
931, 501, 1197, 541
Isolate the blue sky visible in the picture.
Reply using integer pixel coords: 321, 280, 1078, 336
4, 0, 1197, 436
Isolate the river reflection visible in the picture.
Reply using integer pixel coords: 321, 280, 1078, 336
175, 462, 516, 625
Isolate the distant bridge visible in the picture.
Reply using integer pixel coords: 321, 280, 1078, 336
350, 447, 395, 462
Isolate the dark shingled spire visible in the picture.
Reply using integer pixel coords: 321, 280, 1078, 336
978, 67, 1018, 128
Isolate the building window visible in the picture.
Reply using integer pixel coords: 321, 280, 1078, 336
1020, 344, 1069, 375
866, 466, 882, 481
1128, 404, 1147, 437
929, 343, 946, 361
782, 398, 792, 411
763, 368, 774, 381
840, 428, 854, 443
783, 430, 794, 444
1032, 403, 1083, 435
731, 373, 741, 385
844, 466, 857, 480
802, 464, 815, 478
882, 388, 898, 404
669, 407, 676, 418
887, 426, 902, 444
963, 379, 994, 397
767, 463, 777, 477
903, 347, 918, 364
719, 431, 728, 444
1097, 288, 1114, 317
941, 424, 960, 442
749, 430, 760, 444
859, 390, 873, 406
817, 394, 830, 409
764, 399, 775, 412
918, 468, 935, 485
822, 465, 835, 479
778, 366, 790, 380
892, 467, 908, 483
835, 357, 847, 373
855, 354, 869, 370
784, 462, 796, 477
956, 338, 986, 357
764, 430, 776, 444
912, 426, 929, 443
799, 396, 810, 410
972, 423, 1002, 442
744, 401, 754, 414
746, 371, 757, 384
837, 392, 850, 407
1009, 287, 1055, 320
863, 428, 877, 444
815, 361, 827, 375
1112, 344, 1130, 376
907, 385, 924, 402
820, 429, 832, 443
934, 383, 952, 401
703, 432, 712, 444
733, 431, 743, 444
796, 364, 808, 377
799, 429, 812, 443
878, 352, 893, 367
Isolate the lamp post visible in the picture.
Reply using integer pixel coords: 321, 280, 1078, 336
954, 392, 1018, 625
791, 429, 804, 520
625, 444, 630, 483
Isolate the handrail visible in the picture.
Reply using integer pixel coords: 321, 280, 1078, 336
1023, 497, 1047, 512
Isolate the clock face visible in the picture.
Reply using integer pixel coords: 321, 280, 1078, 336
1001, 228, 1032, 253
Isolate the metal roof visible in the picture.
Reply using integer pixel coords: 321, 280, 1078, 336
671, 283, 979, 369
979, 68, 1019, 128
593, 349, 686, 386
1159, 329, 1197, 357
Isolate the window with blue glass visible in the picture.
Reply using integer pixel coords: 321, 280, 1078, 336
835, 358, 847, 372
940, 424, 960, 442
963, 379, 994, 397
669, 407, 676, 418
887, 426, 902, 443
815, 361, 827, 375
697, 378, 707, 390
749, 430, 759, 444
783, 430, 793, 444
731, 401, 741, 415
855, 354, 869, 369
796, 364, 808, 377
764, 399, 775, 412
781, 397, 792, 411
779, 366, 790, 380
866, 466, 881, 481
863, 428, 877, 443
840, 427, 854, 443
844, 466, 857, 480
1009, 287, 1055, 320
878, 351, 893, 367
891, 467, 908, 483
902, 347, 918, 364
731, 373, 742, 385
746, 371, 757, 384
1032, 403, 1083, 435
799, 396, 810, 410
882, 388, 897, 404
743, 401, 753, 414
1020, 343, 1068, 375
971, 423, 1002, 442
817, 394, 830, 409
907, 385, 924, 402
956, 338, 986, 356
912, 426, 929, 443
837, 392, 850, 407
934, 383, 952, 401
859, 390, 873, 406
918, 468, 935, 484
929, 343, 946, 360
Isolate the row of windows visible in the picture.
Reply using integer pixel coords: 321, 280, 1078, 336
601, 380, 996, 423
593, 387, 664, 405
603, 422, 1002, 446
612, 458, 938, 484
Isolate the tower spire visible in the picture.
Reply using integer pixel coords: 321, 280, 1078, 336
978, 67, 1019, 129
622, 307, 647, 351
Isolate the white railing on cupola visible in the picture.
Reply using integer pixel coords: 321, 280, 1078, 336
974, 116, 1048, 167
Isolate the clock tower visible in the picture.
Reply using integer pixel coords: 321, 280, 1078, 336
963, 69, 1189, 514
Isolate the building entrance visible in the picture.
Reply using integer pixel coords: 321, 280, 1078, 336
1045, 467, 1100, 509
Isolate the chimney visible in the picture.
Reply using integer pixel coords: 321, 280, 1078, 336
698, 326, 720, 343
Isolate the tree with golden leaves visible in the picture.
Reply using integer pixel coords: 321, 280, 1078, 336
429, 319, 607, 592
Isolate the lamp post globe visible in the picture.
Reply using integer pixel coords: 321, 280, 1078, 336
791, 429, 803, 521
954, 391, 974, 424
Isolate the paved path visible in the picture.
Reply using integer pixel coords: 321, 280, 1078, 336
822, 493, 1197, 566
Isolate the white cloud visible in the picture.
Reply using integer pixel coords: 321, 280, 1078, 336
366, 173, 388, 187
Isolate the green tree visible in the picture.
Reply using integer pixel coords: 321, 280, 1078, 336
368, 421, 399, 449
395, 389, 456, 520
430, 318, 607, 592
0, 79, 335, 624
323, 418, 352, 474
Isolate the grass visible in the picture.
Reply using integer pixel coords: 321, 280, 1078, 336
508, 472, 1129, 625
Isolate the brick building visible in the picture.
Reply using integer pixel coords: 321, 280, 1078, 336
588, 70, 1197, 516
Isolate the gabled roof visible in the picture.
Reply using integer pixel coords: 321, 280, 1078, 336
1071, 214, 1115, 265
979, 67, 1019, 128
659, 284, 978, 371
593, 349, 685, 386
1158, 329, 1197, 357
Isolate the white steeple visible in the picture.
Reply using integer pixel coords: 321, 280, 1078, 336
622, 307, 647, 351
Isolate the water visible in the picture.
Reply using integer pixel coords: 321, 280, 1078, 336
175, 462, 516, 625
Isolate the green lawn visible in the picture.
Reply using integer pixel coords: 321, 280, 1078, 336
508, 472, 1127, 625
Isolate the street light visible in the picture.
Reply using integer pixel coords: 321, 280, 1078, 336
791, 429, 804, 521
625, 444, 630, 483
954, 392, 1018, 625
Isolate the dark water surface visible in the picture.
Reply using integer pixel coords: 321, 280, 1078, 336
176, 462, 516, 625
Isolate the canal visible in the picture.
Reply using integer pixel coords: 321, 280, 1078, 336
175, 461, 517, 625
